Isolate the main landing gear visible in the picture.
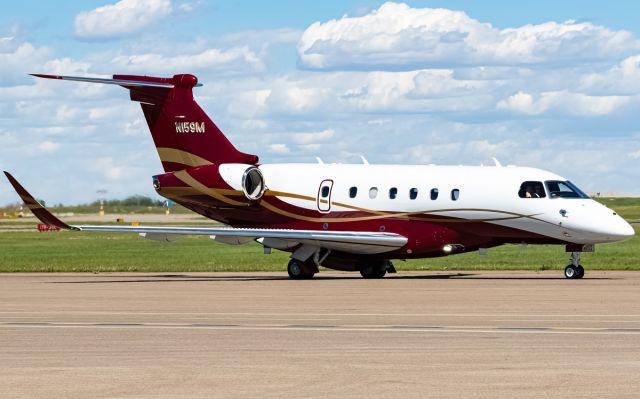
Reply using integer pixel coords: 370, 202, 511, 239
564, 252, 585, 279
287, 259, 317, 280
360, 260, 395, 279
287, 257, 396, 280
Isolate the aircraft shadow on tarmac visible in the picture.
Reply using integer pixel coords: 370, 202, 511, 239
49, 273, 613, 284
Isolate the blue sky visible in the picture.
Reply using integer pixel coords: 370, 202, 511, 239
1, 0, 639, 204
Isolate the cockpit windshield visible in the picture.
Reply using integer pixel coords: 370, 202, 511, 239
545, 181, 590, 199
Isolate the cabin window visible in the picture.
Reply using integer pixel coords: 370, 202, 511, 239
409, 188, 418, 200
369, 187, 378, 199
349, 187, 357, 198
321, 186, 330, 198
518, 181, 546, 198
389, 187, 398, 199
451, 189, 460, 201
430, 188, 438, 200
545, 180, 589, 199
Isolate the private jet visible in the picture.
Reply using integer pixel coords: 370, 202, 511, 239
5, 73, 635, 279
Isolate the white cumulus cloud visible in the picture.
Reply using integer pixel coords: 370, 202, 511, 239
109, 46, 263, 74
298, 2, 639, 70
269, 143, 290, 154
497, 90, 631, 116
0, 42, 51, 86
75, 0, 173, 40
581, 54, 640, 95
292, 129, 335, 145
37, 141, 60, 153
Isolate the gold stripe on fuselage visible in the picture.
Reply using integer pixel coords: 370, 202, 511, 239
172, 171, 247, 207
263, 190, 542, 223
156, 147, 212, 167
260, 200, 537, 224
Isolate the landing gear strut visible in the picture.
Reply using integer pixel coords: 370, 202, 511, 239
564, 252, 585, 279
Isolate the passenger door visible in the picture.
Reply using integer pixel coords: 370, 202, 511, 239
317, 179, 333, 213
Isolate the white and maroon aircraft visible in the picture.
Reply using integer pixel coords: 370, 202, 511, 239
5, 73, 635, 279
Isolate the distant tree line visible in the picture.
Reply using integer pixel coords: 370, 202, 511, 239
89, 195, 164, 207
2, 195, 166, 210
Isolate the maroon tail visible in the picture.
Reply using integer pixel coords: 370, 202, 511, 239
32, 73, 258, 171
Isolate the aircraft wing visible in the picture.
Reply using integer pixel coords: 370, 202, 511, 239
4, 172, 407, 255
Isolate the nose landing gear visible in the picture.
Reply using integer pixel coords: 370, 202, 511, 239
564, 252, 585, 279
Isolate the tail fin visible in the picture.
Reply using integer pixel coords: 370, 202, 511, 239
32, 73, 258, 171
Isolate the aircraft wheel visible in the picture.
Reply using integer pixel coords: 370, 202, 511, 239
575, 265, 585, 279
287, 259, 314, 280
564, 265, 578, 279
360, 263, 387, 279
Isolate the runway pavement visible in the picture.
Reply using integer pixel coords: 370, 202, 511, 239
1, 271, 640, 398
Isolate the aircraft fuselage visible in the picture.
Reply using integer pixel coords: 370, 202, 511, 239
153, 162, 634, 259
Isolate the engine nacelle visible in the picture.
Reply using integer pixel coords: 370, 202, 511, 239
219, 163, 267, 201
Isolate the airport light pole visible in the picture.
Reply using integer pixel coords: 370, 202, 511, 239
96, 189, 107, 217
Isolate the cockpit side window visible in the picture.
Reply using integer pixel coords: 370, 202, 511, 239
545, 180, 590, 199
518, 181, 546, 198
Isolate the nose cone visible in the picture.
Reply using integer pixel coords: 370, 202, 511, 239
618, 220, 636, 240
565, 202, 635, 243
597, 215, 635, 242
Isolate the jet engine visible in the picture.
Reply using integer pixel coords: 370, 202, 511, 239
219, 163, 267, 201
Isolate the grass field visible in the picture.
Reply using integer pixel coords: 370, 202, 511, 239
0, 197, 638, 273
0, 226, 636, 273
595, 198, 640, 221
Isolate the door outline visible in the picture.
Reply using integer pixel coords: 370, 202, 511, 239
317, 179, 334, 213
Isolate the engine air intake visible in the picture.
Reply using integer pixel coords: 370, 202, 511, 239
242, 167, 266, 200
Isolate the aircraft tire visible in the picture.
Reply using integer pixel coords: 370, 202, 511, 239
360, 263, 387, 279
287, 259, 314, 280
564, 265, 578, 279
575, 265, 585, 279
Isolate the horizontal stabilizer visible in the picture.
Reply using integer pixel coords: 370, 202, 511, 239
31, 74, 202, 88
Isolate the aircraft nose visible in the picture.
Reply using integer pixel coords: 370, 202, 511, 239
583, 209, 635, 243
619, 220, 635, 239
604, 216, 635, 241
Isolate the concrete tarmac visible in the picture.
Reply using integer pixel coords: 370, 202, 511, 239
1, 271, 639, 398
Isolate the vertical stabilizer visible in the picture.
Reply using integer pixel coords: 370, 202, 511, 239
32, 73, 258, 171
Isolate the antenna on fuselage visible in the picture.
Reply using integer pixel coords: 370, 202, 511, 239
359, 155, 370, 165
315, 157, 324, 164
492, 157, 502, 167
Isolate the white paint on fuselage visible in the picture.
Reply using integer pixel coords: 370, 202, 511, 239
221, 163, 634, 245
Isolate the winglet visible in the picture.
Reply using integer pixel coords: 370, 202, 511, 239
3, 172, 75, 230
